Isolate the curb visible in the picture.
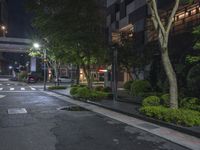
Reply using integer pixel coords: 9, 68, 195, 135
50, 90, 200, 139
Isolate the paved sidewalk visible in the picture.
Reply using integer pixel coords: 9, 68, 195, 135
52, 88, 200, 137
44, 90, 200, 150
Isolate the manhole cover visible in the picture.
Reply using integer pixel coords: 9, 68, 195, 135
57, 105, 87, 111
8, 108, 27, 115
137, 123, 159, 130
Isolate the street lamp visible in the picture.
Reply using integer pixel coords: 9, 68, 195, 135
1, 25, 7, 37
33, 42, 47, 91
8, 66, 13, 76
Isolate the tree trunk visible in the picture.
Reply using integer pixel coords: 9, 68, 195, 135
76, 65, 80, 85
54, 64, 59, 86
161, 47, 178, 109
83, 64, 92, 89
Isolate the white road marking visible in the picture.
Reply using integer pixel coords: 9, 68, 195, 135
0, 88, 3, 91
0, 95, 5, 99
21, 88, 25, 91
0, 84, 2, 85
10, 88, 14, 91
7, 84, 10, 86
29, 86, 36, 91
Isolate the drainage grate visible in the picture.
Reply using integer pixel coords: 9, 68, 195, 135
137, 123, 159, 130
8, 108, 27, 115
57, 105, 88, 111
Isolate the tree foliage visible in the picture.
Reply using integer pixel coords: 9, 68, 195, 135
27, 0, 107, 87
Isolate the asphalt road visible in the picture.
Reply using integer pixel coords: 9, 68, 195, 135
0, 80, 190, 150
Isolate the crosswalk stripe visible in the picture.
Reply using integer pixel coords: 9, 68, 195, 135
21, 88, 25, 91
0, 84, 2, 85
7, 84, 10, 86
10, 88, 14, 91
0, 88, 3, 91
31, 88, 36, 90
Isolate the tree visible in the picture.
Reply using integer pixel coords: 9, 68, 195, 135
118, 39, 153, 80
187, 25, 200, 63
27, 0, 107, 88
147, 0, 193, 109
28, 41, 62, 85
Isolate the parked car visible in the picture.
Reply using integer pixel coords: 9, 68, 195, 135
27, 75, 38, 83
54, 76, 73, 83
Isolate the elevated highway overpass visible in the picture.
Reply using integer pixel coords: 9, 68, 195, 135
0, 37, 32, 53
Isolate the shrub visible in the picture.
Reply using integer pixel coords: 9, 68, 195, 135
140, 92, 163, 99
19, 71, 28, 81
48, 86, 66, 90
91, 91, 109, 100
187, 64, 200, 97
161, 94, 170, 107
95, 86, 104, 91
142, 96, 160, 107
180, 97, 200, 112
140, 106, 200, 127
70, 87, 79, 95
130, 80, 152, 97
76, 87, 91, 99
124, 80, 134, 90
102, 87, 112, 92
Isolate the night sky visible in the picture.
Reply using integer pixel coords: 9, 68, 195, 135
7, 0, 33, 38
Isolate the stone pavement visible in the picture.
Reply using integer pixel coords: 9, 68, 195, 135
48, 89, 200, 150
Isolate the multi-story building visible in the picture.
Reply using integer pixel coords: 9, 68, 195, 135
106, 0, 200, 85
107, 0, 147, 44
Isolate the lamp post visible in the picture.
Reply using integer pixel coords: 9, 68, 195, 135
111, 44, 118, 101
33, 42, 47, 91
1, 25, 7, 37
9, 66, 13, 76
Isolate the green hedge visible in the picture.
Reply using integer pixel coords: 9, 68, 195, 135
70, 87, 108, 101
48, 86, 67, 90
142, 96, 160, 107
95, 86, 104, 91
140, 106, 200, 127
180, 97, 200, 112
130, 80, 152, 97
76, 87, 91, 99
161, 94, 170, 107
70, 87, 79, 95
123, 80, 134, 90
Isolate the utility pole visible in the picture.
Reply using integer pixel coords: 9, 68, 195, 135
43, 49, 47, 91
112, 45, 118, 101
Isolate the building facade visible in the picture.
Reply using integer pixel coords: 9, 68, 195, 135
106, 0, 200, 85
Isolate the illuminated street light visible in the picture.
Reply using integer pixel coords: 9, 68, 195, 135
1, 25, 7, 37
33, 43, 41, 49
1, 25, 6, 30
9, 66, 13, 70
32, 42, 47, 91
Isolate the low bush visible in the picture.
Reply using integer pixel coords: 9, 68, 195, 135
95, 86, 104, 91
130, 80, 152, 97
140, 92, 163, 99
161, 94, 170, 107
180, 97, 200, 112
76, 87, 91, 99
90, 91, 109, 100
102, 87, 112, 93
124, 80, 134, 90
48, 86, 67, 90
140, 106, 200, 127
19, 71, 28, 81
70, 87, 79, 95
142, 96, 160, 107
71, 87, 109, 101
